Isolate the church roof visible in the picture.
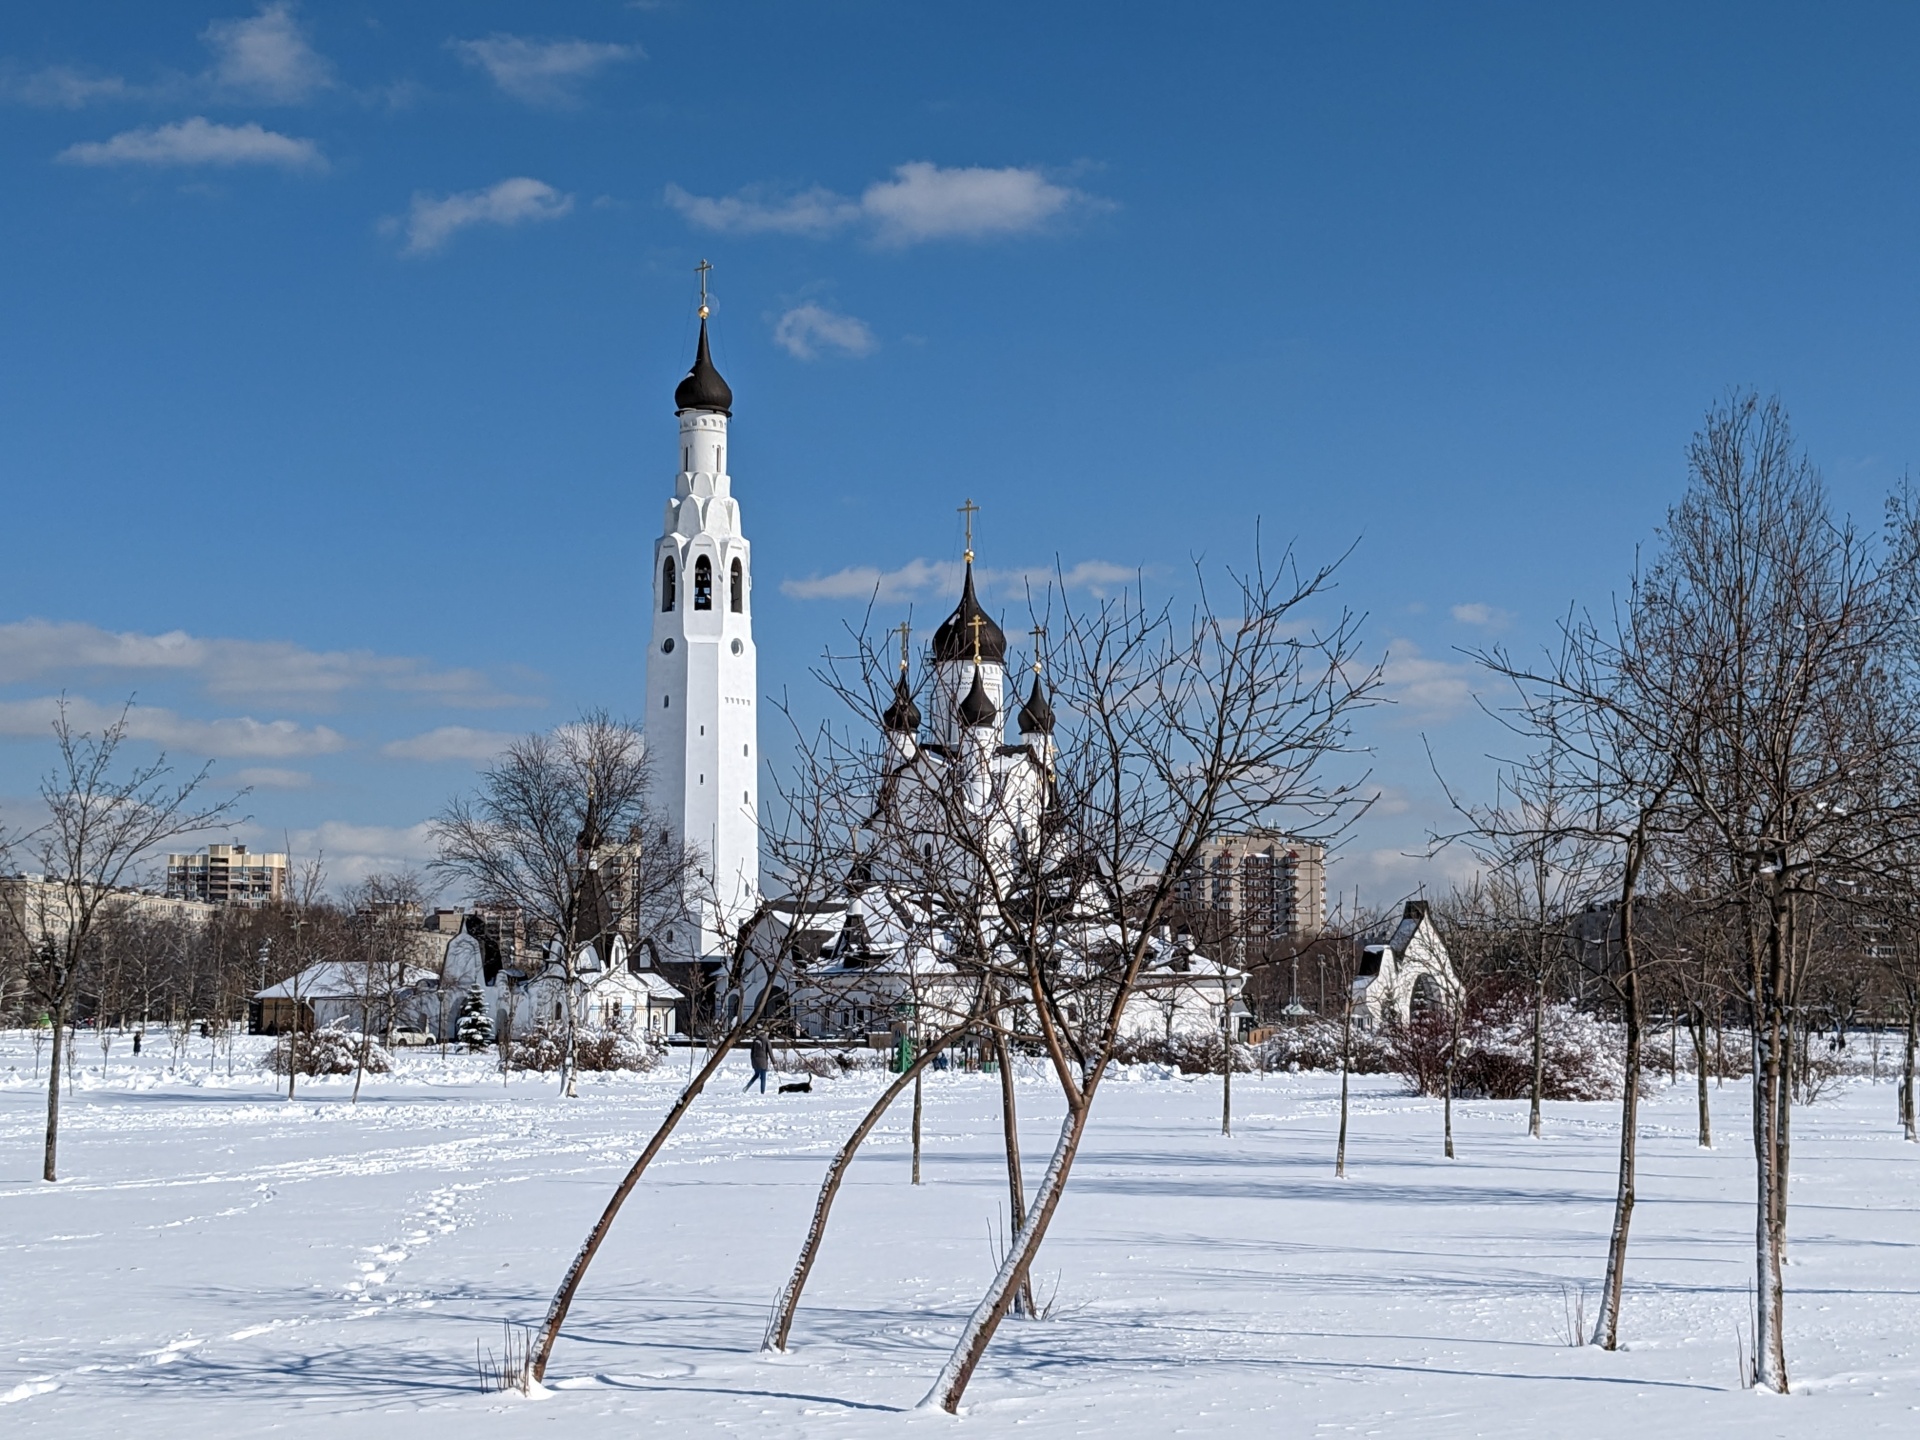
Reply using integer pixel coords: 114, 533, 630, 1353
932, 563, 1006, 664
956, 665, 997, 728
674, 318, 733, 415
572, 860, 618, 957
882, 673, 921, 732
1017, 673, 1055, 734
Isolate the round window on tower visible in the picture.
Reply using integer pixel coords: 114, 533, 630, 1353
662, 638, 674, 653
731, 638, 743, 655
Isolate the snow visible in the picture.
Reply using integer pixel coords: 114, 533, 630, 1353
2, 1032, 1918, 1437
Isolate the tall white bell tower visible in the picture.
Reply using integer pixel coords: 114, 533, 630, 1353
646, 283, 759, 962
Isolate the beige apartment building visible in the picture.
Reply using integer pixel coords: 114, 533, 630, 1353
1176, 831, 1326, 945
164, 843, 287, 908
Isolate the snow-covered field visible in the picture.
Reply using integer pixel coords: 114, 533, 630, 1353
2, 1033, 1916, 1437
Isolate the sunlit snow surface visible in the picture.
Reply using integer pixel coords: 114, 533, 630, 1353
2, 1032, 1917, 1437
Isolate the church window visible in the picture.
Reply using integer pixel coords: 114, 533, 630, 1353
683, 446, 689, 472
662, 557, 676, 611
693, 555, 713, 609
663, 695, 670, 708
717, 446, 724, 471
730, 558, 744, 612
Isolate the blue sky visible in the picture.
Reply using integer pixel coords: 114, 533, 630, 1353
3, 2, 1918, 901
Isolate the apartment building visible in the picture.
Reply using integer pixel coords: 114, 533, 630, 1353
164, 843, 287, 908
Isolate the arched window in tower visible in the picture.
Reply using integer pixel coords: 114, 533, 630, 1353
661, 557, 676, 612
693, 555, 713, 610
729, 558, 744, 612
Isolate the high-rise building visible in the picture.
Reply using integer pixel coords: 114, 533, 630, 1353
1176, 832, 1326, 944
164, 843, 286, 908
645, 307, 760, 964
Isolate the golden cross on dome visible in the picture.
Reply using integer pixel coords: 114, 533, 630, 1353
969, 612, 986, 665
958, 497, 979, 564
695, 258, 713, 319
1029, 625, 1047, 674
893, 621, 912, 674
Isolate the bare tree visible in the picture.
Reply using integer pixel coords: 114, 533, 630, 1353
346, 871, 427, 1102
1483, 395, 1920, 1383
914, 548, 1378, 1413
526, 725, 849, 1386
1435, 744, 1606, 1138
0, 701, 237, 1182
432, 712, 693, 1098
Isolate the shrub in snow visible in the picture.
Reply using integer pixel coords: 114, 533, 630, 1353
1255, 1019, 1397, 1075
1110, 1032, 1261, 1073
455, 990, 495, 1052
506, 1022, 662, 1073
776, 1050, 844, 1079
264, 1027, 391, 1078
1388, 995, 1621, 1101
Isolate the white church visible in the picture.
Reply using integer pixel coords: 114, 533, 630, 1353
629, 300, 1246, 1047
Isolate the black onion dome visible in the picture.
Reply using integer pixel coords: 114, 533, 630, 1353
674, 318, 733, 415
1017, 674, 1055, 735
882, 673, 921, 733
931, 564, 1007, 664
956, 666, 997, 728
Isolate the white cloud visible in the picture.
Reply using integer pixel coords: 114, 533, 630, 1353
664, 183, 857, 237
773, 303, 877, 360
1380, 640, 1474, 723
392, 176, 573, 255
451, 34, 640, 106
1, 66, 132, 108
0, 696, 346, 760
862, 162, 1083, 245
282, 821, 439, 891
203, 3, 332, 103
781, 557, 1134, 603
0, 619, 525, 709
57, 116, 324, 169
230, 766, 312, 790
381, 727, 516, 763
666, 161, 1095, 246
1450, 602, 1512, 629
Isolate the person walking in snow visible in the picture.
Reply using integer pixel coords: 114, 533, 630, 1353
746, 1033, 772, 1093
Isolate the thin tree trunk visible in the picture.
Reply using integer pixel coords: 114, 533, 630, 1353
1591, 970, 1640, 1347
1902, 1006, 1916, 1142
1443, 1048, 1455, 1160
1220, 987, 1233, 1137
1335, 1002, 1352, 1178
993, 1014, 1034, 1319
765, 1018, 974, 1352
924, 1094, 1091, 1414
911, 1071, 923, 1186
1529, 973, 1545, 1138
531, 981, 773, 1384
43, 998, 67, 1182
1751, 908, 1790, 1393
1592, 888, 1643, 1351
1690, 1004, 1712, 1148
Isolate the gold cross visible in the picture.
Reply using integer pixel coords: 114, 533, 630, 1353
695, 258, 712, 319
957, 498, 978, 564
1029, 625, 1047, 675
969, 612, 986, 665
893, 621, 912, 674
